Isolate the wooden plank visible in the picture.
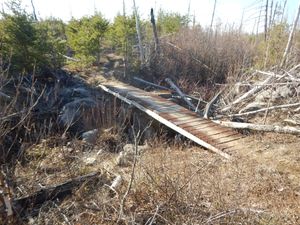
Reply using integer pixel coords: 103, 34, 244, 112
180, 120, 213, 129
190, 123, 219, 130
216, 135, 243, 145
192, 126, 231, 136
173, 117, 204, 125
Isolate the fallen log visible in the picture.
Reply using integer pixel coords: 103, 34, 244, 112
0, 172, 100, 220
133, 77, 170, 91
256, 70, 300, 82
204, 90, 222, 119
221, 75, 273, 112
217, 102, 300, 119
165, 78, 198, 112
213, 120, 300, 135
133, 76, 202, 103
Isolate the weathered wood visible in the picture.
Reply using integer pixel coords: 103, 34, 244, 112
221, 102, 300, 118
99, 83, 231, 159
204, 90, 222, 119
133, 0, 144, 63
150, 8, 160, 54
1, 172, 99, 220
221, 75, 273, 112
281, 1, 300, 67
133, 77, 170, 91
165, 78, 198, 112
213, 120, 300, 135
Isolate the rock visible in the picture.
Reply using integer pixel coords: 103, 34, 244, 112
106, 53, 123, 61
82, 129, 99, 145
117, 143, 149, 167
83, 156, 97, 166
58, 98, 98, 133
122, 143, 149, 153
113, 61, 120, 69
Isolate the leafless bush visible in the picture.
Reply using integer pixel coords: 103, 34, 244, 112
147, 27, 255, 98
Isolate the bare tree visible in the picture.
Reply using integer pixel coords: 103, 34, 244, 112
264, 0, 269, 41
133, 0, 144, 64
30, 0, 37, 21
150, 8, 160, 54
210, 0, 217, 30
269, 0, 273, 28
123, 0, 128, 77
281, 1, 300, 67
281, 0, 287, 23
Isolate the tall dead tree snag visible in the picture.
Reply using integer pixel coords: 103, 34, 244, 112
210, 0, 217, 30
264, 0, 269, 41
150, 8, 160, 54
30, 0, 38, 21
281, 1, 300, 67
133, 0, 144, 64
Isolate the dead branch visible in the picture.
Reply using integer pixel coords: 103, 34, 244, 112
222, 75, 273, 112
213, 120, 300, 135
165, 78, 198, 112
218, 102, 300, 118
204, 89, 222, 119
150, 8, 160, 54
1, 172, 100, 220
256, 70, 300, 82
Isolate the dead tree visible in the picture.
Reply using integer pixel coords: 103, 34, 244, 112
210, 0, 217, 30
281, 1, 300, 67
0, 172, 100, 221
269, 0, 273, 28
30, 0, 38, 21
133, 0, 144, 64
264, 0, 269, 41
150, 8, 160, 54
123, 0, 128, 77
281, 0, 287, 23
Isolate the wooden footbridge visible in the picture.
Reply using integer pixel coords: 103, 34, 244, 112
99, 81, 247, 159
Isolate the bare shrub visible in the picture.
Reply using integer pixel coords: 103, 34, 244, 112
147, 26, 255, 98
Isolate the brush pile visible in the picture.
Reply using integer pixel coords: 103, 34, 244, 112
213, 66, 300, 133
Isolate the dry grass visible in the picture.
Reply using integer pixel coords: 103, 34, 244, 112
10, 130, 300, 225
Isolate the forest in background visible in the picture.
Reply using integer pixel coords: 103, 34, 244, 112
1, 0, 299, 85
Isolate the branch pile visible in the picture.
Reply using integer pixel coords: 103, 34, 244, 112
212, 66, 300, 134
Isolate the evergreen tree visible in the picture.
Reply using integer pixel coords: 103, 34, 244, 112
66, 13, 109, 66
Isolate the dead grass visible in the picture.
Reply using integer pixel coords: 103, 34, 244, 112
10, 130, 300, 225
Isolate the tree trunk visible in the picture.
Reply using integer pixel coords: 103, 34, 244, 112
210, 0, 217, 30
280, 1, 300, 67
132, 0, 144, 64
264, 0, 269, 41
150, 8, 160, 54
213, 120, 300, 135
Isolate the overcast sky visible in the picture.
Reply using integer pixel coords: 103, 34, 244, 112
0, 0, 298, 32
